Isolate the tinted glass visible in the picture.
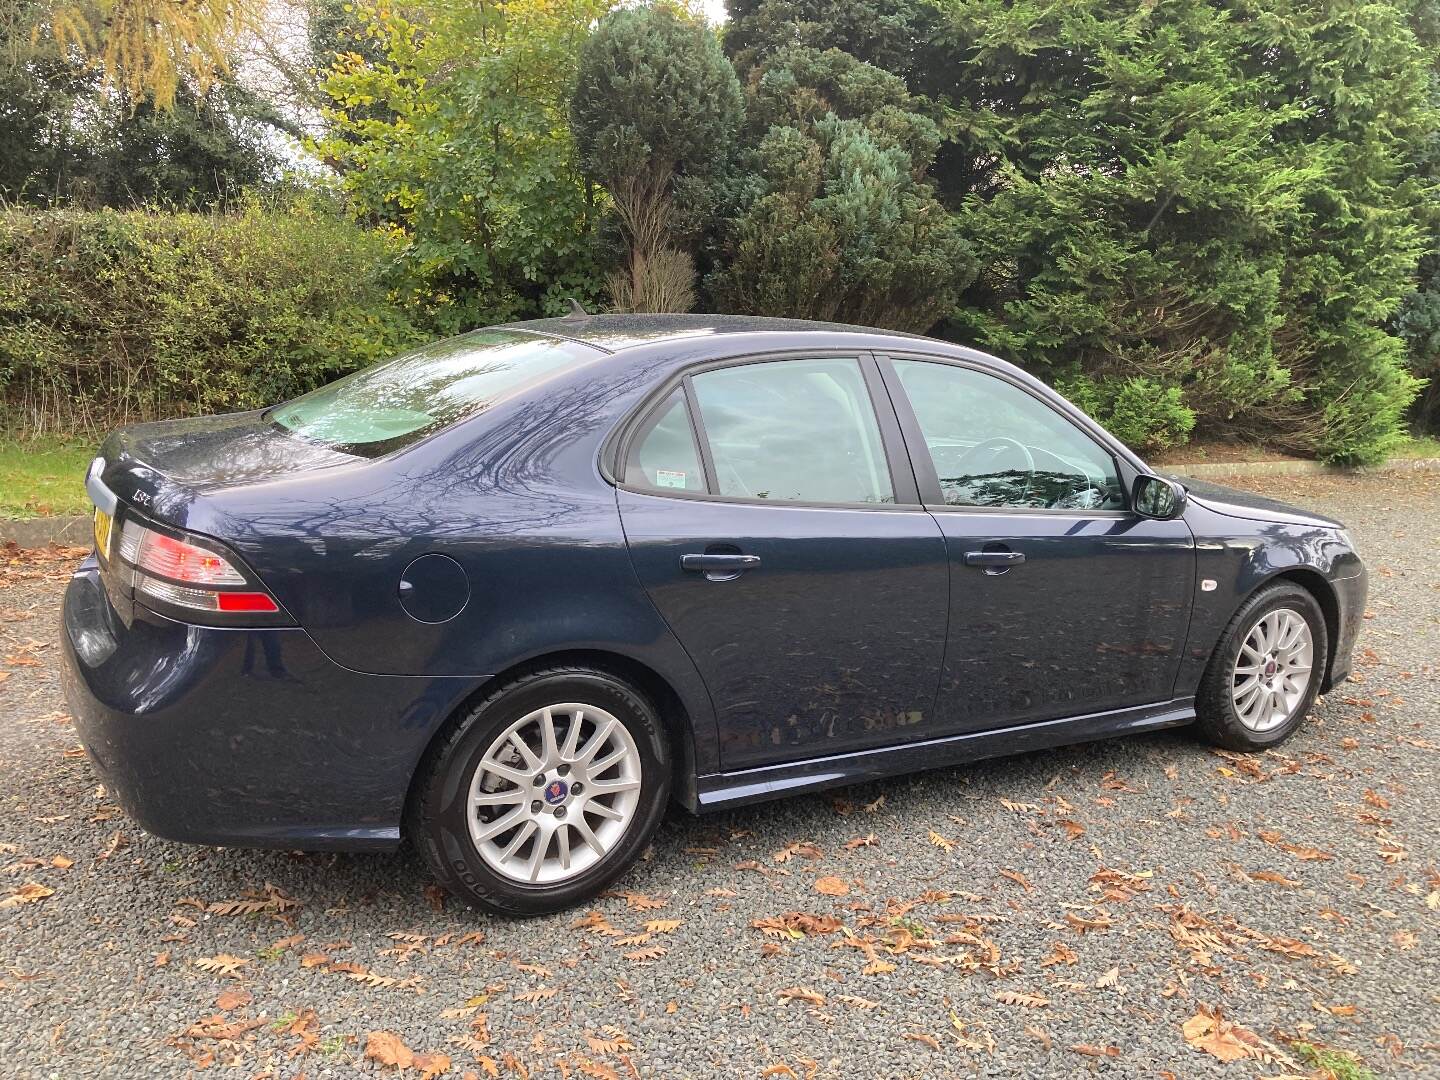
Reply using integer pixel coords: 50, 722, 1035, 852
893, 360, 1124, 510
271, 329, 585, 456
691, 358, 893, 504
625, 389, 706, 493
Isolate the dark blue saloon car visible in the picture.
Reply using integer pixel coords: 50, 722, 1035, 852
61, 315, 1366, 913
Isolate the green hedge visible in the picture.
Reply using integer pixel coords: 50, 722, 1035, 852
0, 203, 429, 436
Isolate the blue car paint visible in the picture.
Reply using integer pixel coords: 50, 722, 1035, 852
60, 314, 1367, 851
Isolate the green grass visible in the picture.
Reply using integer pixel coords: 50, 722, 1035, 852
1394, 434, 1440, 459
0, 435, 95, 518
1291, 1042, 1377, 1080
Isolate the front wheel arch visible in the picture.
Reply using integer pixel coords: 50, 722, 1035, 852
1259, 569, 1340, 691
1194, 579, 1330, 751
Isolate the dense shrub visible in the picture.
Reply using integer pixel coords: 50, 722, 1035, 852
571, 5, 743, 312
726, 0, 1438, 464
1397, 250, 1440, 429
707, 47, 974, 332
0, 203, 428, 435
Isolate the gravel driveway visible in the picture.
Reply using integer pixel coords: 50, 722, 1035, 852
1, 471, 1436, 1079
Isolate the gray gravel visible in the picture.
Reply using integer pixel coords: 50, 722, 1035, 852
1, 471, 1437, 1079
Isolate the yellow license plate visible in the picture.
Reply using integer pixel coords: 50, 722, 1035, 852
93, 507, 113, 559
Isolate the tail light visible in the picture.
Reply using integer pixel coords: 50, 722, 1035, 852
116, 519, 286, 622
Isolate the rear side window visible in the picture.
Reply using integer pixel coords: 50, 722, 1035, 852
691, 358, 893, 504
624, 389, 706, 493
271, 329, 589, 457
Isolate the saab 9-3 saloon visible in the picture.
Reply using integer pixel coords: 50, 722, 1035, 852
62, 314, 1366, 913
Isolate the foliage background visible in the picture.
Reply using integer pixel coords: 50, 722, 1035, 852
0, 202, 425, 434
1, 0, 1438, 464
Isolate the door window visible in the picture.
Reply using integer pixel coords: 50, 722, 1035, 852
893, 360, 1125, 511
691, 358, 894, 505
624, 388, 706, 493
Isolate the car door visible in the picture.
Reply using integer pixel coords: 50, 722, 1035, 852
616, 354, 950, 771
880, 355, 1195, 734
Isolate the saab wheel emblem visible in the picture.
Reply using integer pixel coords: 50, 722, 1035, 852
543, 779, 569, 805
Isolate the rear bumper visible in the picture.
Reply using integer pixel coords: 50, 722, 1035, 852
61, 562, 481, 851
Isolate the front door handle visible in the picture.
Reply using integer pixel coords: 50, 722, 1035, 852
680, 553, 761, 576
963, 550, 1025, 570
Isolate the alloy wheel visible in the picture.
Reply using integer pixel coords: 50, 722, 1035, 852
466, 703, 642, 885
1231, 607, 1314, 733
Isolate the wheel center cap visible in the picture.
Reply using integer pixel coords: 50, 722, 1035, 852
542, 778, 569, 806
1263, 659, 1278, 677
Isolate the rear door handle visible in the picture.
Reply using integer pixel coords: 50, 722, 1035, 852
963, 550, 1025, 568
680, 553, 761, 574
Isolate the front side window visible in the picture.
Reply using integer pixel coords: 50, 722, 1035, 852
271, 329, 590, 456
691, 358, 893, 504
893, 359, 1124, 511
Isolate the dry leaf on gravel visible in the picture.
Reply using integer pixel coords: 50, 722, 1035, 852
814, 876, 849, 897
620, 891, 669, 910
365, 1030, 413, 1069
214, 989, 251, 1011
205, 883, 299, 916
194, 954, 249, 976
1181, 1006, 1261, 1062
1071, 1044, 1120, 1057
751, 912, 842, 938
585, 1026, 634, 1055
1247, 869, 1300, 887
999, 868, 1033, 892
772, 842, 821, 864
992, 991, 1049, 1008
0, 880, 53, 908
777, 987, 826, 1006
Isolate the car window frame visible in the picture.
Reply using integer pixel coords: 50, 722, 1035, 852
875, 352, 1134, 517
610, 350, 923, 510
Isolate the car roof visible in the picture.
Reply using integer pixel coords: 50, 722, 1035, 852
501, 312, 936, 355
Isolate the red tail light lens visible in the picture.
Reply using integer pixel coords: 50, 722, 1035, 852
216, 591, 280, 613
120, 526, 247, 585
116, 519, 283, 621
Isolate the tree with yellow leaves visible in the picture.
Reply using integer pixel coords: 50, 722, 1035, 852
18, 0, 261, 108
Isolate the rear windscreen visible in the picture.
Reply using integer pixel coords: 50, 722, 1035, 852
270, 329, 590, 456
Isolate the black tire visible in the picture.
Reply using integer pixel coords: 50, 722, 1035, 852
409, 666, 671, 916
1195, 581, 1329, 751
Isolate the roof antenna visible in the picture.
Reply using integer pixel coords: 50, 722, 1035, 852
561, 297, 589, 319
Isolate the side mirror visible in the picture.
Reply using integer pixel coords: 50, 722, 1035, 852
1133, 474, 1187, 520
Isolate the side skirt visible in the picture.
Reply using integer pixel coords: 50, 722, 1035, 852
691, 698, 1195, 813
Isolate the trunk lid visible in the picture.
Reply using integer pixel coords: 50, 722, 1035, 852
94, 410, 356, 528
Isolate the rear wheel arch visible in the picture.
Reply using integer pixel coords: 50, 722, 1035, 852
403, 649, 696, 826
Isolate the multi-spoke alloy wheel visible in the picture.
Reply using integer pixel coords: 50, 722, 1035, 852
468, 704, 642, 884
1197, 582, 1329, 753
1230, 607, 1314, 733
412, 666, 670, 915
